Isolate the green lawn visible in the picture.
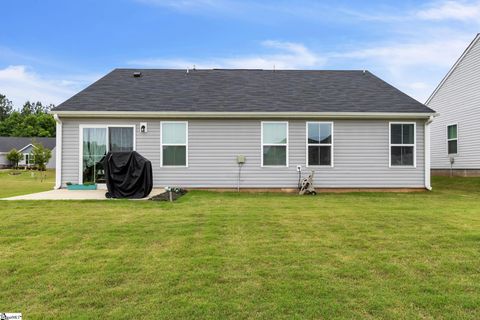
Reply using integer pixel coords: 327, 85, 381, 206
0, 177, 479, 319
0, 169, 55, 198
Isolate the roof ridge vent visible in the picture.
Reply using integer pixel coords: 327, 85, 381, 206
133, 72, 142, 78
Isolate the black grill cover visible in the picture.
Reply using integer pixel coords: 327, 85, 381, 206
104, 151, 153, 199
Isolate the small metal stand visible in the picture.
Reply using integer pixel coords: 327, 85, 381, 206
449, 156, 455, 178
165, 186, 173, 202
299, 170, 317, 195
236, 155, 246, 192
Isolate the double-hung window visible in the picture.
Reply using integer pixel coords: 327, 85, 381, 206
390, 122, 416, 167
447, 124, 458, 154
161, 121, 188, 166
307, 122, 333, 166
262, 122, 288, 166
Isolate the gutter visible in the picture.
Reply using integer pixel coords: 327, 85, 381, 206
50, 110, 437, 119
53, 114, 62, 189
424, 115, 435, 191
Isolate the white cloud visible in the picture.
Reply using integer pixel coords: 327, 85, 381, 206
0, 65, 99, 107
129, 34, 475, 102
135, 0, 231, 12
416, 0, 480, 21
335, 35, 472, 101
129, 40, 326, 69
339, 38, 468, 68
341, 1, 480, 23
131, 0, 479, 101
134, 0, 346, 24
333, 1, 480, 101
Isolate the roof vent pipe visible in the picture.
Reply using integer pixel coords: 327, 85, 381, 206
133, 72, 142, 78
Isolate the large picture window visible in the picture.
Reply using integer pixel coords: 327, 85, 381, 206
161, 121, 188, 166
262, 122, 288, 166
447, 124, 458, 154
390, 123, 415, 167
81, 125, 135, 184
307, 122, 333, 166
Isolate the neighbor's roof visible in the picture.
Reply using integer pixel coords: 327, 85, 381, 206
52, 69, 434, 114
0, 137, 56, 153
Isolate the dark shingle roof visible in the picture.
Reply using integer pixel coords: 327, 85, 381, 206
53, 69, 434, 113
0, 137, 56, 152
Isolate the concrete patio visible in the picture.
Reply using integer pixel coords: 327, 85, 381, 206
1, 188, 165, 200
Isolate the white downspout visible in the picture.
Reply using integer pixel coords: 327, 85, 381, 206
54, 114, 62, 189
424, 116, 434, 191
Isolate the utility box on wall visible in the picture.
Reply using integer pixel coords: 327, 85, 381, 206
237, 155, 246, 164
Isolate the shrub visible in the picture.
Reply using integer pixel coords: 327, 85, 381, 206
6, 149, 23, 169
31, 142, 52, 171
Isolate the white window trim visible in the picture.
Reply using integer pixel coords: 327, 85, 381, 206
446, 123, 458, 155
389, 122, 416, 168
160, 121, 189, 167
54, 114, 62, 189
305, 121, 334, 168
261, 121, 289, 167
23, 153, 32, 166
78, 124, 136, 184
21, 153, 27, 166
18, 144, 34, 153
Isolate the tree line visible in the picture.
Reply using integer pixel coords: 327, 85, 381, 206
0, 93, 56, 137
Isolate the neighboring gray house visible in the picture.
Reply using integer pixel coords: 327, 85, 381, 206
50, 69, 435, 191
0, 137, 56, 169
428, 34, 480, 176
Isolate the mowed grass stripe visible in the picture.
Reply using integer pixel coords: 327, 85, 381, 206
0, 177, 478, 318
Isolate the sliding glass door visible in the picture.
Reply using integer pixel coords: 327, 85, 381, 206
81, 126, 135, 184
109, 127, 134, 152
82, 128, 107, 184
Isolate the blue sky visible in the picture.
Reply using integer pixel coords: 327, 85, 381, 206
1, 0, 479, 107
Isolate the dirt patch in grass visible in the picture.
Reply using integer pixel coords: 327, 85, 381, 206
150, 188, 187, 201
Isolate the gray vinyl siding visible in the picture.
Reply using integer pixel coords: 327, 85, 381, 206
429, 37, 480, 169
21, 145, 34, 153
18, 145, 34, 166
0, 153, 7, 167
60, 118, 426, 188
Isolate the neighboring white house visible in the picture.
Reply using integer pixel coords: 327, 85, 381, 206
0, 137, 56, 169
427, 33, 480, 176
51, 68, 436, 191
